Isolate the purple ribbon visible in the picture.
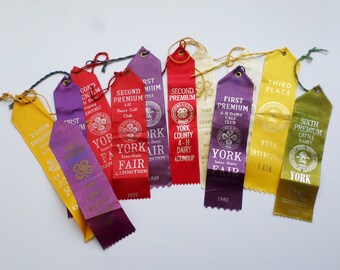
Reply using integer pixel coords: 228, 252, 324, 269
53, 76, 88, 139
54, 76, 88, 218
128, 46, 171, 188
50, 121, 135, 249
204, 66, 253, 210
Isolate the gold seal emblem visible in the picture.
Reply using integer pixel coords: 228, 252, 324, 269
258, 102, 290, 132
289, 145, 318, 172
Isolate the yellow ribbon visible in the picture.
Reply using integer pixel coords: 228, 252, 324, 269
1, 89, 93, 241
0, 89, 56, 119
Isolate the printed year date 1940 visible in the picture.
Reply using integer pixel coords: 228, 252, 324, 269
127, 192, 139, 199
217, 197, 229, 203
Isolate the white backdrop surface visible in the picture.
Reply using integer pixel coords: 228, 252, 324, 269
0, 1, 339, 270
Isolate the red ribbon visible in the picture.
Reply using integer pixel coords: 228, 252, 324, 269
71, 56, 114, 188
166, 41, 200, 185
110, 68, 151, 199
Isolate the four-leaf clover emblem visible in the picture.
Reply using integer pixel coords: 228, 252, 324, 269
73, 160, 93, 180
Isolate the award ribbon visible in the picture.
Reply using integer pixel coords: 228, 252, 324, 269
50, 121, 135, 248
128, 47, 171, 188
110, 68, 150, 199
190, 39, 217, 188
30, 71, 85, 219
193, 48, 291, 179
244, 48, 299, 194
54, 76, 88, 138
204, 66, 253, 210
221, 47, 263, 154
7, 93, 93, 242
71, 53, 114, 186
167, 40, 200, 185
274, 48, 331, 222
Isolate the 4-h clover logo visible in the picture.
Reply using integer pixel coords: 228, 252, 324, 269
171, 102, 194, 125
73, 160, 93, 180
217, 125, 242, 149
196, 80, 213, 100
177, 107, 188, 120
47, 159, 60, 172
88, 112, 111, 135
118, 119, 142, 143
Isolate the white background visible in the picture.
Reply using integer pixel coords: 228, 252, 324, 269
1, 1, 339, 269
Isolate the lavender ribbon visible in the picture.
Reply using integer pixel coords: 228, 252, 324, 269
204, 66, 253, 210
128, 46, 171, 188
50, 121, 135, 249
